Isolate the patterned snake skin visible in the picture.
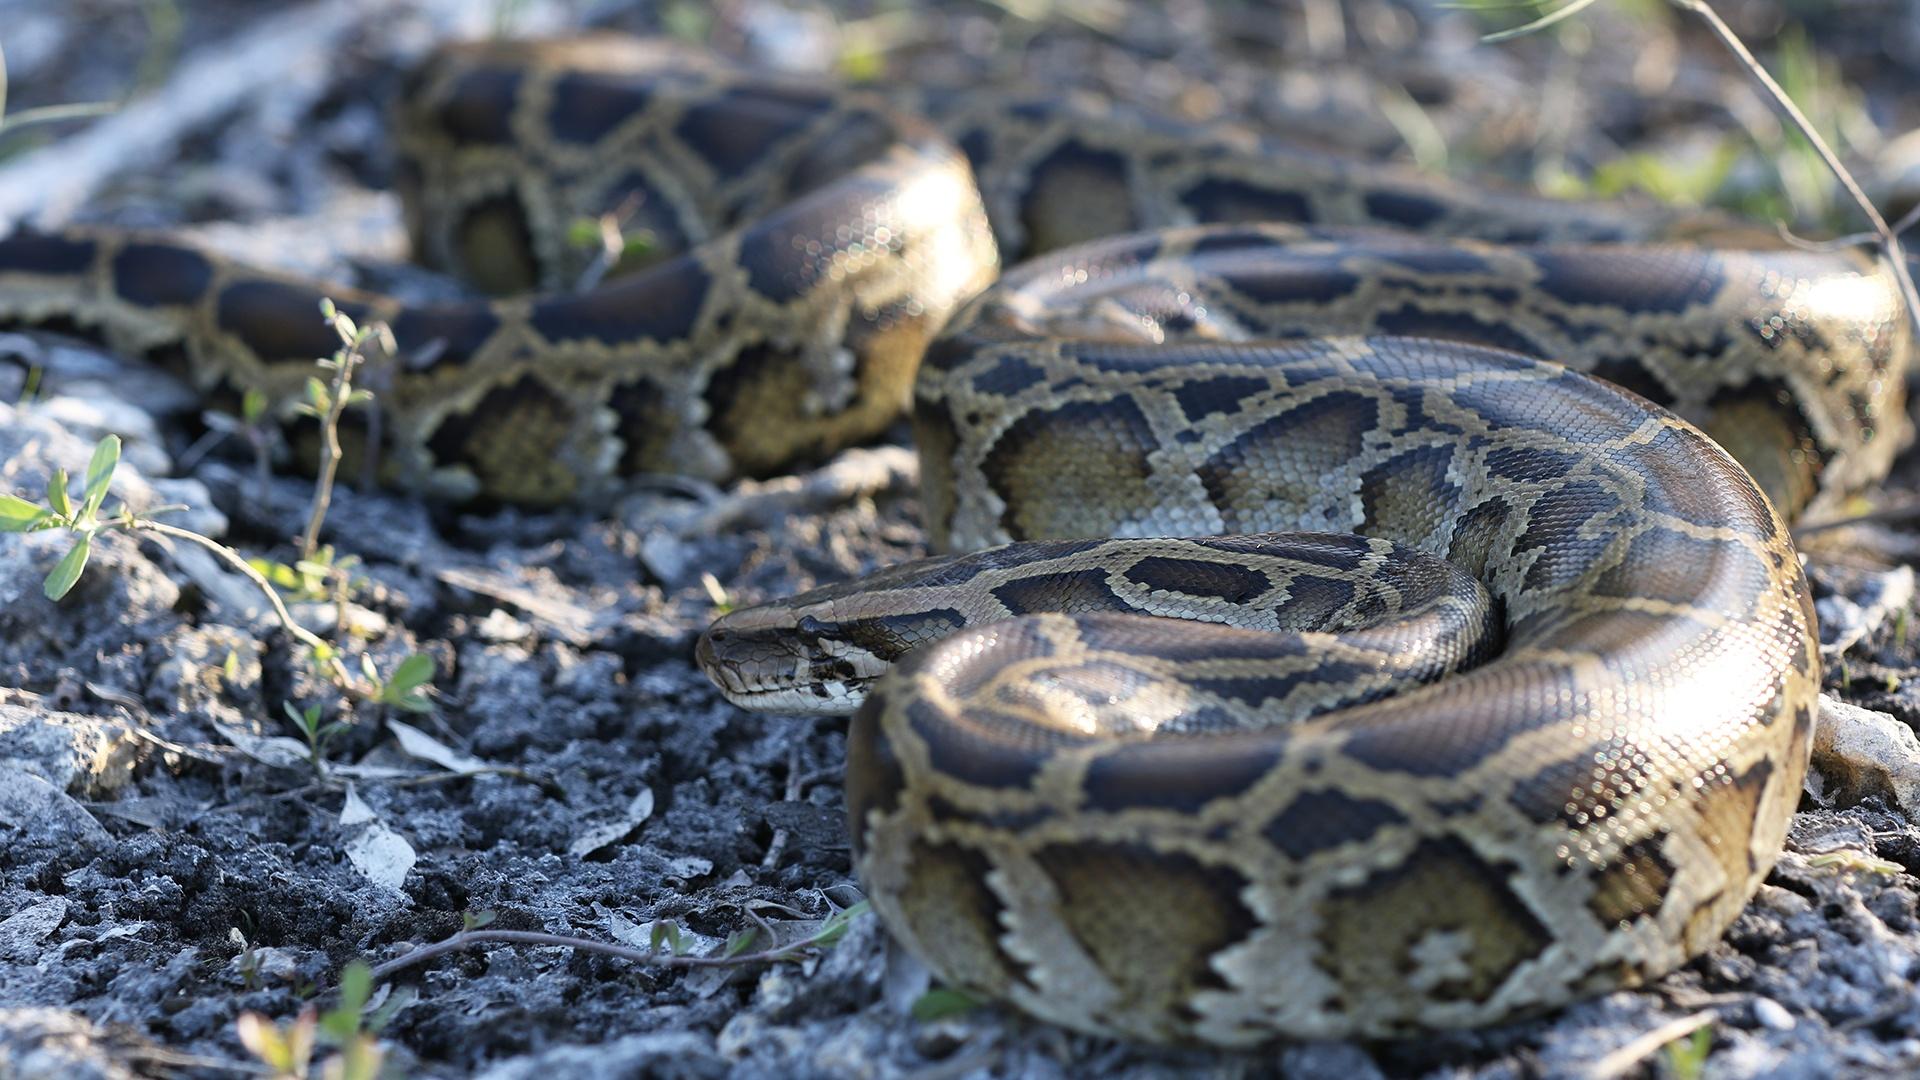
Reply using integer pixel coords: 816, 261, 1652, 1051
0, 35, 1910, 1042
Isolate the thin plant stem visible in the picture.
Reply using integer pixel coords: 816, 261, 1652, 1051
129, 518, 355, 690
298, 344, 360, 561
1669, 0, 1920, 337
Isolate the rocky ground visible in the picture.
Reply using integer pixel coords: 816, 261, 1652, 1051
6, 1, 1920, 1077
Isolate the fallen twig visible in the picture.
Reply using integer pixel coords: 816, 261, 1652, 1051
367, 903, 869, 983
1580, 1010, 1717, 1080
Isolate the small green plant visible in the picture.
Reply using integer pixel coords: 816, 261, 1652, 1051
700, 571, 734, 616
284, 702, 348, 774
1661, 1024, 1712, 1080
230, 927, 264, 992
1, 299, 436, 778
300, 299, 387, 561
568, 204, 657, 291
0, 434, 141, 600
184, 387, 283, 505
911, 987, 981, 1022
237, 961, 392, 1080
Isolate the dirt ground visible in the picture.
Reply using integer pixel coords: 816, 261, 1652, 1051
6, 1, 1920, 1077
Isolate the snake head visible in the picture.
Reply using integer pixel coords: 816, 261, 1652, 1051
698, 598, 938, 716
697, 553, 988, 715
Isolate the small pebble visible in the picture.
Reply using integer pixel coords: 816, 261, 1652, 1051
1753, 997, 1796, 1031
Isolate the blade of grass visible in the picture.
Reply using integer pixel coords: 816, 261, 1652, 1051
1667, 0, 1920, 338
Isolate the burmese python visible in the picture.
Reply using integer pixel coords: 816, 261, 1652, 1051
0, 36, 1911, 1042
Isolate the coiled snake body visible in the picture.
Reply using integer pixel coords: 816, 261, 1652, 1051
1, 36, 1911, 1042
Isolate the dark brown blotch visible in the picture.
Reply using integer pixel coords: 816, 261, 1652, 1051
1587, 836, 1675, 926
1034, 842, 1258, 1026
891, 838, 1029, 999
1172, 374, 1271, 421
388, 303, 501, 368
675, 84, 836, 180
981, 398, 1160, 541
834, 608, 968, 660
112, 243, 211, 307
1530, 249, 1725, 314
1360, 443, 1463, 548
1121, 556, 1271, 604
217, 280, 368, 365
530, 256, 709, 343
450, 192, 541, 294
546, 70, 653, 145
1016, 139, 1138, 254
0, 230, 95, 275
1318, 836, 1550, 1005
1262, 788, 1407, 860
1179, 176, 1314, 229
989, 568, 1127, 616
1361, 189, 1448, 230
437, 66, 522, 145
1197, 390, 1377, 526
1080, 736, 1285, 813
897, 671, 1051, 791
423, 373, 582, 503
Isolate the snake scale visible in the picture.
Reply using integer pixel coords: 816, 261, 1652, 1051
1, 35, 1912, 1042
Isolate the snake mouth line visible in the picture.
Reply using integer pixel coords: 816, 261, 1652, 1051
707, 673, 875, 715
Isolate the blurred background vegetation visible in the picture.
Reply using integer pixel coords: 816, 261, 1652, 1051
0, 0, 1915, 234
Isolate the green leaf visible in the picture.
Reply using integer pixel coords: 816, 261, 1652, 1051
305, 377, 330, 413
386, 653, 435, 694
46, 468, 71, 518
0, 493, 48, 532
249, 558, 300, 590
723, 928, 759, 958
284, 700, 321, 734
463, 910, 496, 931
241, 388, 269, 424
566, 218, 602, 249
318, 297, 337, 319
814, 900, 869, 947
649, 921, 684, 956
910, 987, 980, 1023
330, 309, 359, 344
43, 533, 92, 600
336, 960, 372, 1015
386, 692, 433, 715
81, 435, 120, 517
